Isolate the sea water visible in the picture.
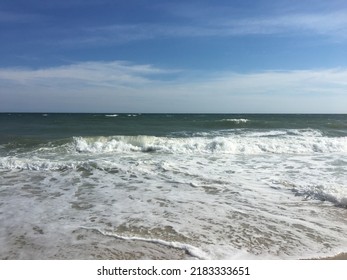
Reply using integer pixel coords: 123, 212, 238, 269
0, 113, 346, 259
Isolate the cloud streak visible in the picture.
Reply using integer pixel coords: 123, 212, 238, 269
1, 60, 347, 113
0, 61, 175, 88
61, 10, 347, 48
222, 12, 347, 37
16, 2, 346, 48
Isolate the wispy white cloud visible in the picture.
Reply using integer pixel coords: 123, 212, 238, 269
194, 69, 347, 97
67, 10, 347, 47
0, 60, 347, 113
161, 1, 347, 37
218, 12, 347, 37
1, 61, 347, 94
0, 61, 175, 88
180, 11, 347, 38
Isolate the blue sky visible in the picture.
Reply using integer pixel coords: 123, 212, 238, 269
1, 0, 347, 113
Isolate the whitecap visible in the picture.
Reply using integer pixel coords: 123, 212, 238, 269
69, 134, 347, 155
219, 118, 249, 123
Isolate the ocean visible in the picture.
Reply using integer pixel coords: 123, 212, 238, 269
0, 113, 346, 259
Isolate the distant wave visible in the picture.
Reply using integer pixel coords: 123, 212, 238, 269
105, 114, 138, 117
218, 118, 249, 124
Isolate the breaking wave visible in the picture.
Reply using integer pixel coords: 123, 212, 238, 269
218, 118, 249, 124
289, 183, 347, 208
71, 132, 347, 155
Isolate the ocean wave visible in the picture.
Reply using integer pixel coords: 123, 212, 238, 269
246, 129, 323, 138
73, 136, 148, 153
105, 114, 118, 117
218, 118, 250, 124
1, 131, 346, 171
71, 133, 347, 155
0, 157, 88, 171
291, 184, 347, 208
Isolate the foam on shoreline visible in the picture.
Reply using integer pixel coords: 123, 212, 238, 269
1, 227, 196, 260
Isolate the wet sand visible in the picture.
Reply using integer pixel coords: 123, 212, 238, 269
319, 253, 347, 260
1, 228, 195, 260
2, 227, 346, 260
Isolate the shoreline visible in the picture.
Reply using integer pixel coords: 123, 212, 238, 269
2, 226, 347, 260
318, 253, 347, 260
1, 228, 196, 260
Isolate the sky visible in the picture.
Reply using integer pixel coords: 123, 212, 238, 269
1, 0, 347, 113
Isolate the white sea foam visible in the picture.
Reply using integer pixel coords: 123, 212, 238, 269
73, 136, 140, 153
90, 228, 210, 260
219, 118, 249, 123
288, 182, 347, 208
0, 157, 86, 171
1, 126, 347, 260
4, 132, 343, 167
105, 114, 118, 117
70, 133, 347, 155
